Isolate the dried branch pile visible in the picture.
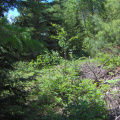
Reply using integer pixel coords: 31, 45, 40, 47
80, 62, 111, 81
79, 60, 120, 120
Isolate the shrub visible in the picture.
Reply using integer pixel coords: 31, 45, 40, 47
62, 79, 108, 120
97, 53, 120, 69
38, 76, 108, 120
29, 51, 62, 69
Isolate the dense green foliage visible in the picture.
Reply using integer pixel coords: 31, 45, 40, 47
0, 0, 120, 119
9, 59, 109, 120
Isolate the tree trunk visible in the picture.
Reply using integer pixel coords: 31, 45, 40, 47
82, 11, 87, 31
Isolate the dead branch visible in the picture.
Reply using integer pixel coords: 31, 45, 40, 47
97, 54, 114, 75
86, 63, 100, 83
115, 115, 120, 120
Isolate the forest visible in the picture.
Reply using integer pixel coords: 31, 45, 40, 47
0, 0, 120, 120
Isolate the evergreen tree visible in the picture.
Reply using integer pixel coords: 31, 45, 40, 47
0, 16, 41, 120
83, 0, 120, 55
16, 0, 62, 53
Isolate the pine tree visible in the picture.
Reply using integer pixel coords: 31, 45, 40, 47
0, 16, 41, 120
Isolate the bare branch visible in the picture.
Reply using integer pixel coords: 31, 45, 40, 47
97, 54, 114, 75
86, 63, 100, 83
115, 115, 120, 120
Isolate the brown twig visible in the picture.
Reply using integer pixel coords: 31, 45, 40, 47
86, 63, 100, 83
97, 54, 114, 75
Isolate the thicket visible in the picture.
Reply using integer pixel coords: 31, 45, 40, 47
0, 0, 120, 119
7, 58, 108, 120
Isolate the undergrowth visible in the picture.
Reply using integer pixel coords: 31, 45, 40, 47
93, 52, 120, 69
10, 53, 112, 120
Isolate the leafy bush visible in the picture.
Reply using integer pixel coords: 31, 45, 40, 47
29, 51, 62, 69
36, 74, 108, 120
7, 57, 109, 120
63, 99, 107, 120
61, 79, 108, 120
97, 53, 120, 69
